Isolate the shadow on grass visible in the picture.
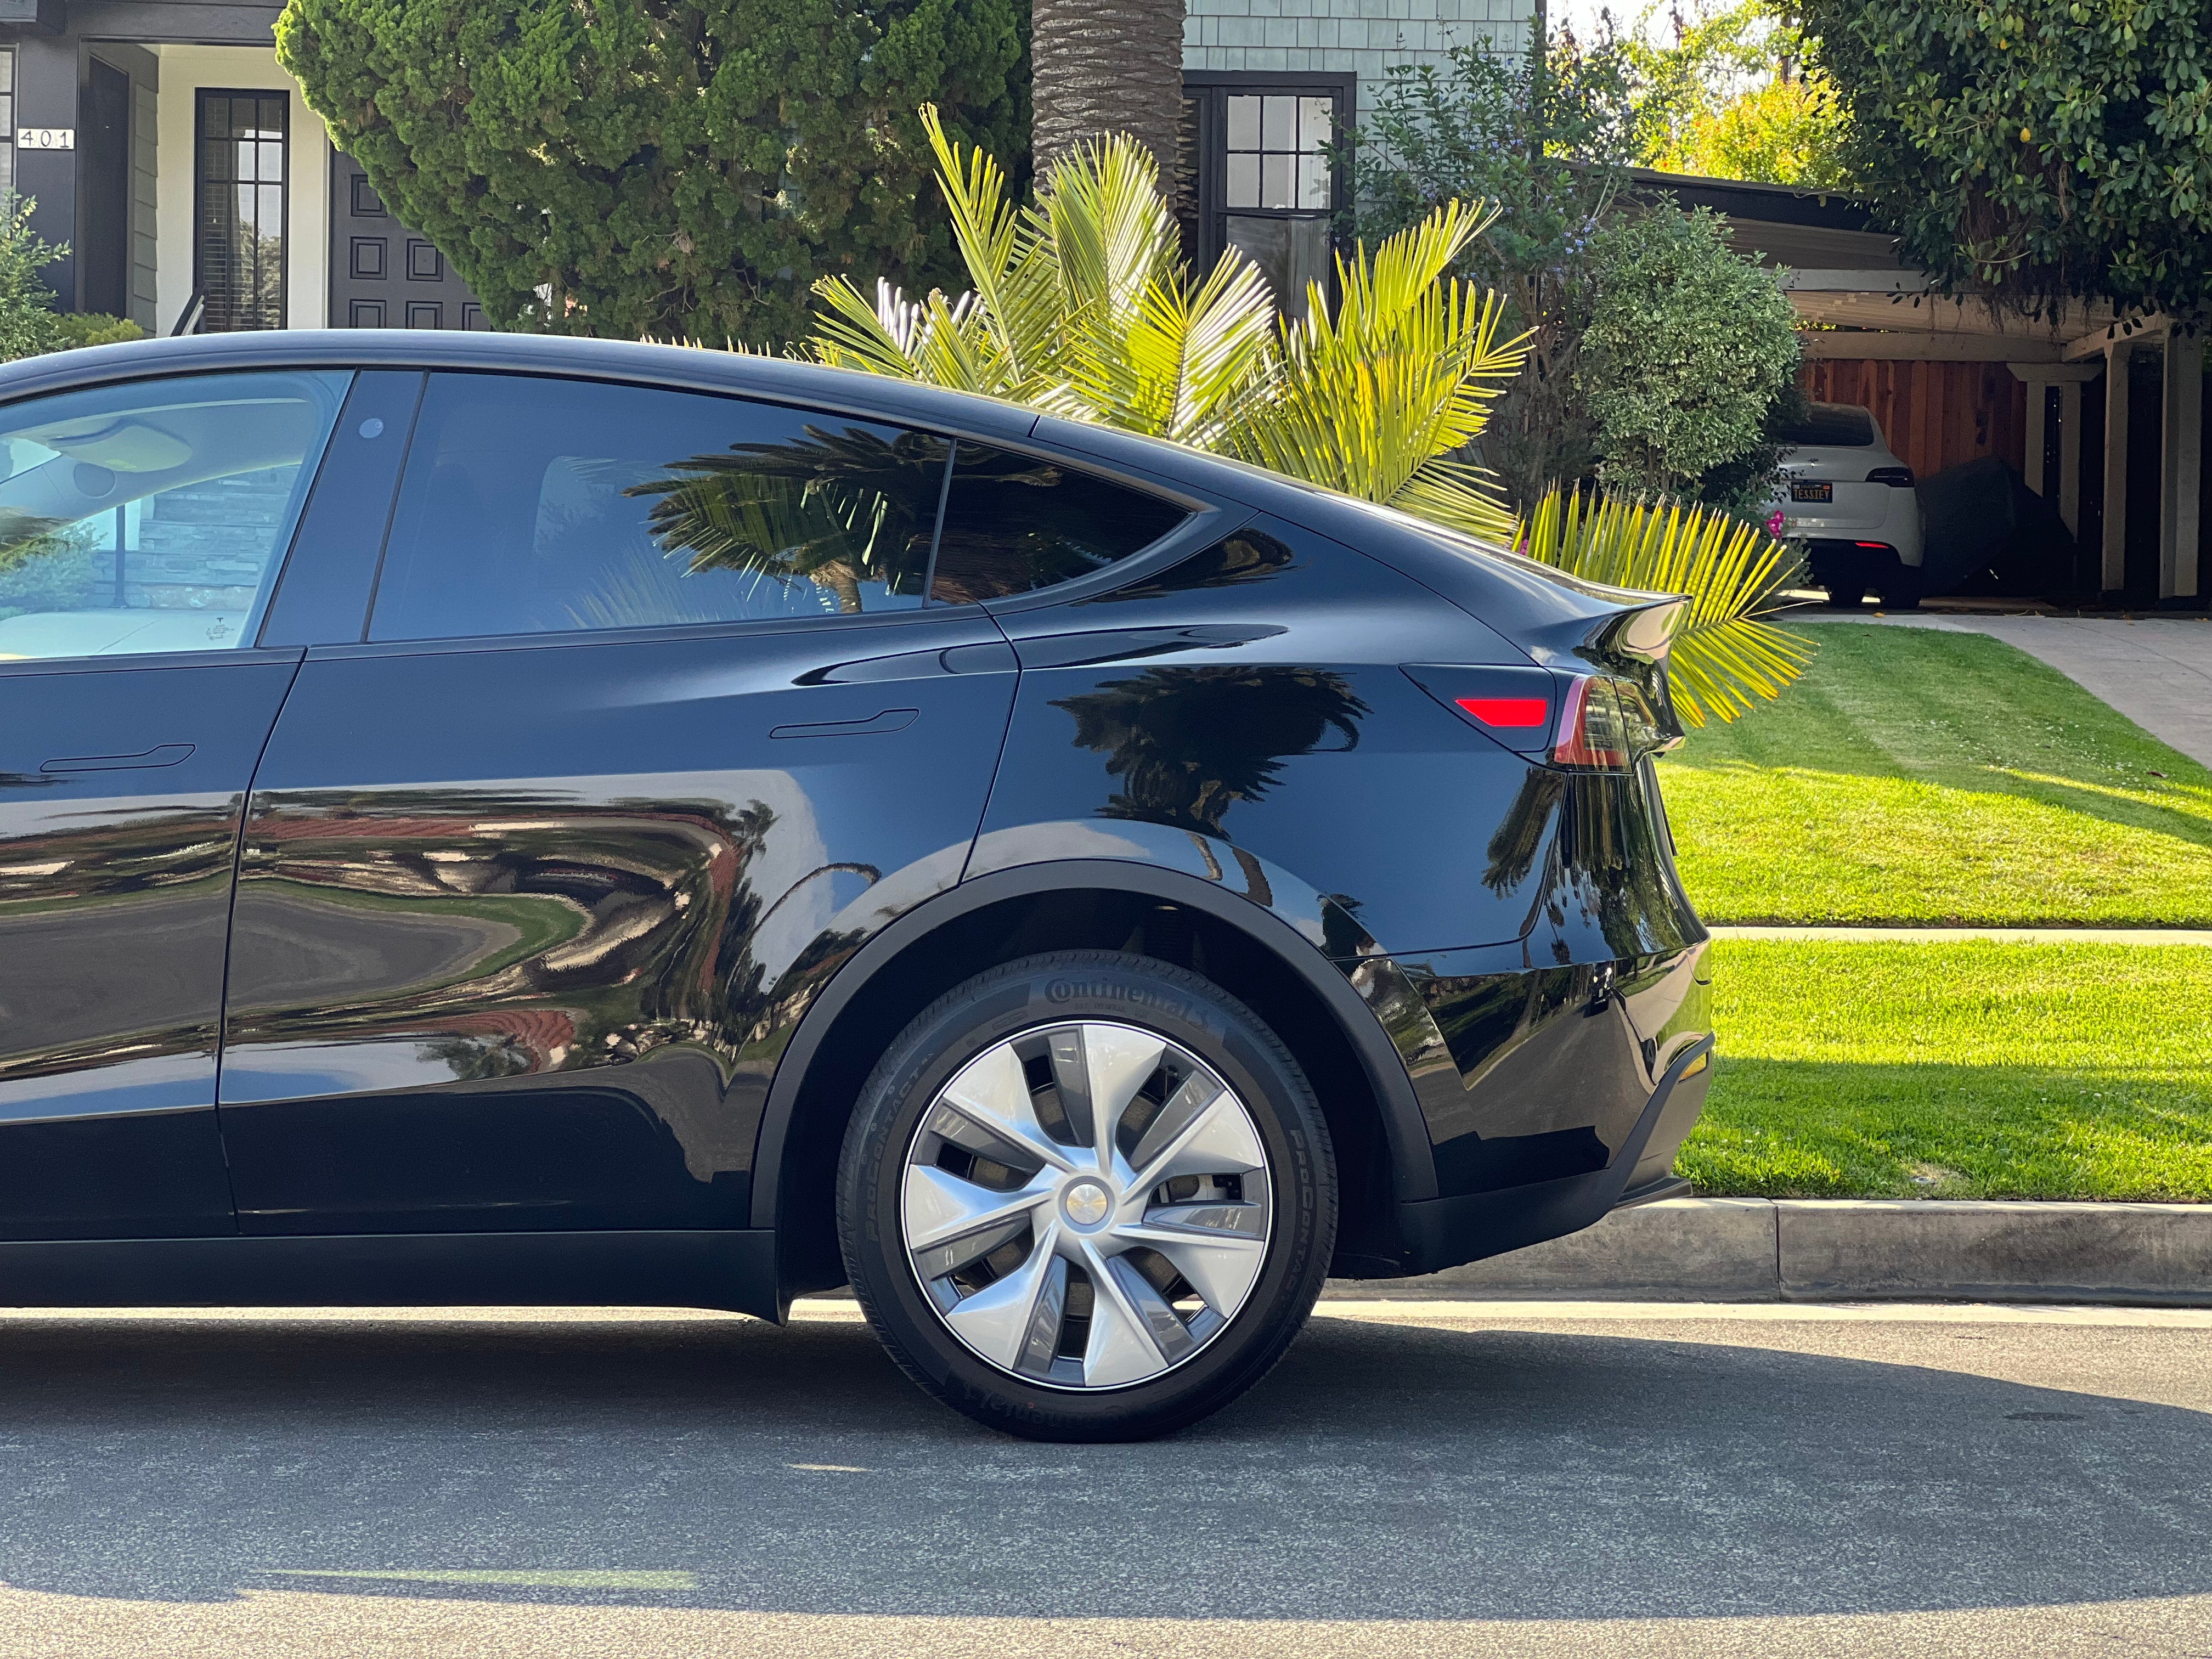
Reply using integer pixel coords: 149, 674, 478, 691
0, 1311, 2204, 1621
1686, 1057, 2212, 1200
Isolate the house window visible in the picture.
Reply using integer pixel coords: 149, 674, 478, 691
1224, 93, 1334, 212
0, 48, 16, 196
1184, 75, 1351, 319
196, 89, 287, 331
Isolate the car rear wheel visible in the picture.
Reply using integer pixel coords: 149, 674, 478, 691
837, 950, 1336, 1441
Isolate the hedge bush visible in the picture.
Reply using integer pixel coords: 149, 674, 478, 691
276, 0, 1027, 345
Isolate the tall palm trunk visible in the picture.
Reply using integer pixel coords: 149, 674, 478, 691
1031, 0, 1186, 182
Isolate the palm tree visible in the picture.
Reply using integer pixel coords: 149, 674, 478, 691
1031, 0, 1187, 185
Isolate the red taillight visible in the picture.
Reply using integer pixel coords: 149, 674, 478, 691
1454, 696, 1550, 729
1853, 540, 1892, 551
1551, 676, 1629, 769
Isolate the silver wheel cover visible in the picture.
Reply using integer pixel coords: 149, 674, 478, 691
900, 1020, 1274, 1391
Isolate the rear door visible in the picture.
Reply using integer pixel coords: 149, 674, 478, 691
216, 371, 1017, 1235
0, 367, 346, 1238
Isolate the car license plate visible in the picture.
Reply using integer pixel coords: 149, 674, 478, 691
1791, 481, 1833, 503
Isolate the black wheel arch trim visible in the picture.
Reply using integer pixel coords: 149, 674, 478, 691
746, 858, 1442, 1235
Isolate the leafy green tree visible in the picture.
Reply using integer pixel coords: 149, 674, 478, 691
0, 194, 66, 363
1629, 1, 1850, 188
1793, 0, 2212, 321
276, 0, 1026, 346
1579, 204, 1801, 501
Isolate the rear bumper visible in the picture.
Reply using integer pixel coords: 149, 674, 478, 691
1387, 1035, 1714, 1277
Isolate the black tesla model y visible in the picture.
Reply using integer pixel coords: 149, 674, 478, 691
0, 334, 1712, 1439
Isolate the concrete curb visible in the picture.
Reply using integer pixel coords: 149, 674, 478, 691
1321, 1198, 2212, 1308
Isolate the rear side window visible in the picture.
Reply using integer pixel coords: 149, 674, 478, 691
369, 374, 949, 642
930, 441, 1190, 605
0, 369, 347, 661
1779, 404, 1877, 447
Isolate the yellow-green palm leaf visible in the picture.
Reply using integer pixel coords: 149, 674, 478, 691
1518, 486, 1815, 726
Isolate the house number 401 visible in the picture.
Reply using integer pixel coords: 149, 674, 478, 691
16, 128, 75, 150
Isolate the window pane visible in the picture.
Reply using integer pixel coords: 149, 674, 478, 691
1226, 95, 1261, 151
1297, 96, 1333, 153
1261, 153, 1294, 210
1261, 95, 1295, 152
1298, 152, 1331, 208
932, 442, 1190, 604
0, 371, 348, 661
370, 375, 946, 642
1226, 151, 1260, 209
199, 89, 286, 330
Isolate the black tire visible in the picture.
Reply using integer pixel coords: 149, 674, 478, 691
837, 949, 1336, 1441
1878, 565, 1924, 610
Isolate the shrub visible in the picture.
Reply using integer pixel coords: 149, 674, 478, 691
275, 0, 1027, 346
0, 194, 65, 363
1578, 204, 1801, 499
53, 313, 145, 349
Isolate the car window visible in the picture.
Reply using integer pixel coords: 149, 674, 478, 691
369, 374, 949, 642
930, 440, 1190, 605
1779, 404, 1876, 448
0, 369, 347, 661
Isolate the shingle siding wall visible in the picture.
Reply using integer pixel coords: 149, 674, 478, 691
1184, 0, 1532, 115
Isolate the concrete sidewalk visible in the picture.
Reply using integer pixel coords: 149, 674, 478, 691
1796, 612, 2212, 766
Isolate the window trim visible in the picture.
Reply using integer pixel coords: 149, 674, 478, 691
1183, 71, 1355, 284
194, 86, 291, 332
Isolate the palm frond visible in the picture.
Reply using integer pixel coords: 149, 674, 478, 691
1517, 486, 1815, 727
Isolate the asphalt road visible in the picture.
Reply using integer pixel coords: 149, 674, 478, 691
0, 1300, 2208, 1657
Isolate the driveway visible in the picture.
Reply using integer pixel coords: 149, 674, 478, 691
0, 1301, 2207, 1657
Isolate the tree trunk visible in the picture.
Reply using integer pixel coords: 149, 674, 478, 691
1031, 0, 1186, 185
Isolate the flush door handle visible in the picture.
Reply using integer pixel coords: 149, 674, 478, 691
769, 709, 919, 740
40, 743, 196, 773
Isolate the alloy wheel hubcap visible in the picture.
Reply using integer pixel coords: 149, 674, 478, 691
900, 1020, 1274, 1391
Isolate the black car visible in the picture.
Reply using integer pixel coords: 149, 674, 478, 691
0, 332, 1712, 1440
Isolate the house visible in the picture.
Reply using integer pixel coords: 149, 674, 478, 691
0, 0, 1533, 340
1643, 170, 2205, 610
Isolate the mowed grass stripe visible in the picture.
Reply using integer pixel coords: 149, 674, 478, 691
1683, 939, 2212, 1202
1657, 623, 2212, 926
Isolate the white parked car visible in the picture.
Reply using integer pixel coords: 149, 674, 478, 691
1770, 402, 1925, 607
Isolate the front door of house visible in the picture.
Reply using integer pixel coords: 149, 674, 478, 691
328, 152, 487, 331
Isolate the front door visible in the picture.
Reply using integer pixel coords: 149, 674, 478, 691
0, 368, 348, 1238
217, 370, 1018, 1234
329, 152, 486, 331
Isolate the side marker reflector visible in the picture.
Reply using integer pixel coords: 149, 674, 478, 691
1455, 696, 1550, 728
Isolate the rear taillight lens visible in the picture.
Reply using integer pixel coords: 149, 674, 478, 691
1553, 675, 1673, 770
1866, 466, 1915, 488
1454, 696, 1550, 729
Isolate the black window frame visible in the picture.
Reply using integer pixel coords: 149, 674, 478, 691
1183, 71, 1355, 310
194, 86, 290, 332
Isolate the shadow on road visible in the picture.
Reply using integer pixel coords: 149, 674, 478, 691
0, 1310, 2203, 1622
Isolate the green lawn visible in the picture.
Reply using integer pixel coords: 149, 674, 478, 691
1683, 939, 2212, 1201
1658, 623, 2212, 924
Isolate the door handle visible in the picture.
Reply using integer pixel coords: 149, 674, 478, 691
769, 709, 919, 740
40, 743, 195, 773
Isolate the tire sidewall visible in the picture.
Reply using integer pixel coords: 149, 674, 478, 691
839, 950, 1335, 1440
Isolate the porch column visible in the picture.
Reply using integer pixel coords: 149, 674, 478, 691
2163, 329, 2205, 601
2102, 342, 2133, 593
2058, 380, 2084, 538
2007, 361, 2102, 538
